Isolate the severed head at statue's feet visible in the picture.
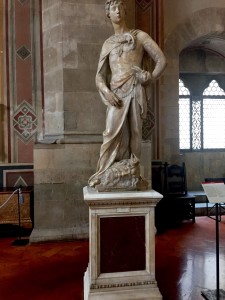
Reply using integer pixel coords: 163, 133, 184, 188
93, 154, 150, 192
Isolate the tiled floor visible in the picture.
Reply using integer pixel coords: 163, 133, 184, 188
0, 216, 225, 300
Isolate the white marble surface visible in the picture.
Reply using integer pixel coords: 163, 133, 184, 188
83, 186, 163, 200
84, 265, 162, 300
83, 186, 162, 300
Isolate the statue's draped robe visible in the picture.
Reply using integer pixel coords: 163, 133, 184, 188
88, 30, 151, 187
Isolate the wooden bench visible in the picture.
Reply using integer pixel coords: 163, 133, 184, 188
0, 187, 33, 228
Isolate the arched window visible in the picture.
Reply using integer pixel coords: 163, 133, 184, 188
179, 78, 225, 151
203, 80, 225, 149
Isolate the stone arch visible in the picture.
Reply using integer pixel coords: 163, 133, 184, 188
165, 7, 225, 58
160, 7, 225, 186
160, 7, 225, 163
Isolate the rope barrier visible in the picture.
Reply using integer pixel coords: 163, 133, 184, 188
0, 189, 19, 209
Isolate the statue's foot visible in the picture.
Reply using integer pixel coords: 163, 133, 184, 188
89, 178, 100, 188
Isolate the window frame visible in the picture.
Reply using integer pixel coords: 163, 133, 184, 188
179, 74, 225, 153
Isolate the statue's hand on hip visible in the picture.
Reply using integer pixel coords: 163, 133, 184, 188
132, 66, 151, 85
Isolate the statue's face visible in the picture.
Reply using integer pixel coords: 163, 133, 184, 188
109, 1, 126, 24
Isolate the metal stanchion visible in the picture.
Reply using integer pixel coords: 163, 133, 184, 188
201, 203, 225, 299
11, 188, 29, 246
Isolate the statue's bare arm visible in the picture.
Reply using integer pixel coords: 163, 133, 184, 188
138, 31, 166, 81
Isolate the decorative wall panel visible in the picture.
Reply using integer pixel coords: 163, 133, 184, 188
0, 0, 6, 162
0, 164, 33, 187
13, 100, 37, 143
16, 45, 31, 60
1, 0, 42, 187
136, 0, 153, 11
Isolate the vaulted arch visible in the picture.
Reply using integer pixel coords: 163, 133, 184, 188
165, 7, 225, 58
160, 7, 225, 189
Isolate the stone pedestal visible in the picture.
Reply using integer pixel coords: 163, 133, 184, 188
83, 186, 163, 300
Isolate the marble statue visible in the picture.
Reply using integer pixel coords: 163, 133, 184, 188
88, 0, 166, 191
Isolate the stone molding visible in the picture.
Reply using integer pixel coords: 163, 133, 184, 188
85, 198, 159, 207
83, 186, 162, 207
90, 279, 157, 290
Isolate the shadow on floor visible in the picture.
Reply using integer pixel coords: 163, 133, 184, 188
0, 224, 32, 238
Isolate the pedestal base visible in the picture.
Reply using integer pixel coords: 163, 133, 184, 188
83, 187, 163, 300
84, 266, 162, 300
201, 289, 225, 299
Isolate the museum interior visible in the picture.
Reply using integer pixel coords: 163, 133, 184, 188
1, 0, 225, 299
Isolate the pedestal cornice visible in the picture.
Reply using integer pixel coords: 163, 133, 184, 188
83, 186, 163, 208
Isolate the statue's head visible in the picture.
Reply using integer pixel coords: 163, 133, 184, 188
105, 0, 126, 18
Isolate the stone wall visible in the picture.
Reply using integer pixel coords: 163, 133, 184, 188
41, 0, 135, 142
32, 0, 111, 242
31, 143, 100, 242
42, 0, 110, 140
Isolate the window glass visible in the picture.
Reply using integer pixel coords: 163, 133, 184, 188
179, 80, 190, 149
203, 81, 225, 148
179, 78, 225, 151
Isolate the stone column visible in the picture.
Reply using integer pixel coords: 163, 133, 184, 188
31, 0, 112, 242
42, 0, 64, 140
30, 1, 142, 243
